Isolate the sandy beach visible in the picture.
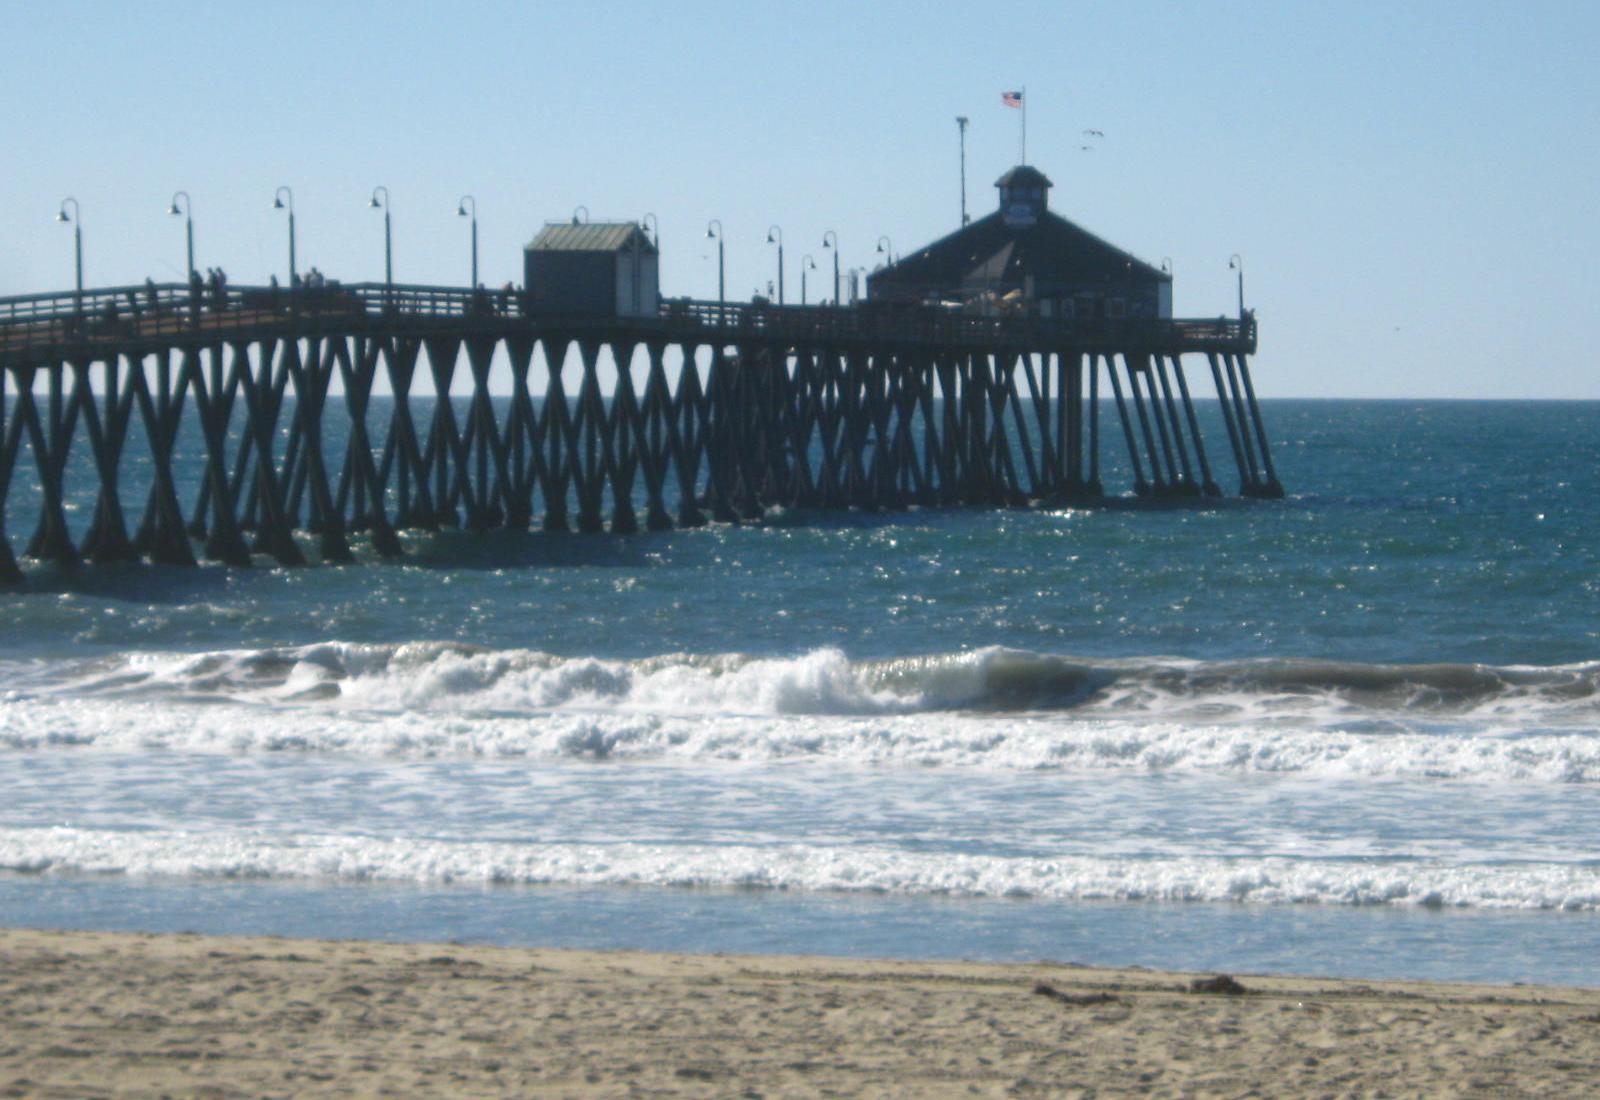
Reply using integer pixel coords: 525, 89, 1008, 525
0, 928, 1595, 1097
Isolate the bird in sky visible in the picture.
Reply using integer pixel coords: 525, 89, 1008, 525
1083, 129, 1105, 138
1079, 145, 1096, 152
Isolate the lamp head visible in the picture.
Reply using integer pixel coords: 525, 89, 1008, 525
273, 196, 285, 210
369, 196, 382, 209
457, 203, 468, 217
56, 210, 69, 223
168, 203, 181, 216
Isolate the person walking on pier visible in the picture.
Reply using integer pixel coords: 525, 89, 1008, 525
206, 267, 229, 310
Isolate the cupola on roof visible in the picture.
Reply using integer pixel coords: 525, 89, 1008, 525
995, 165, 1053, 226
994, 165, 1053, 190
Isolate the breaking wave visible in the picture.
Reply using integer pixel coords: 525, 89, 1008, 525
14, 641, 1600, 716
3, 826, 1597, 911
2, 643, 1599, 779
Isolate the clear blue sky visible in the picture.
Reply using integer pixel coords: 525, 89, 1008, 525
3, 0, 1596, 397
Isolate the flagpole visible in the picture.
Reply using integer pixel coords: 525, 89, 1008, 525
1021, 84, 1027, 164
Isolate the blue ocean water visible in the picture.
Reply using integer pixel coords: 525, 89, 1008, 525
2, 399, 1599, 985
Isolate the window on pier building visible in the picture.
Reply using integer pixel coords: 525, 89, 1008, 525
995, 165, 1053, 228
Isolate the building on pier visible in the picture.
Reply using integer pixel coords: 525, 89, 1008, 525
867, 165, 1171, 321
524, 221, 659, 318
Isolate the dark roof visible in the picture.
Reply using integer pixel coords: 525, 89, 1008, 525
869, 208, 1169, 293
526, 222, 657, 253
994, 165, 1053, 189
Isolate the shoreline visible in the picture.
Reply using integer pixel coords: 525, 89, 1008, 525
3, 927, 1597, 1097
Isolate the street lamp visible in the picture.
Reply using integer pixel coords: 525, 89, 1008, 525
457, 195, 478, 287
801, 254, 816, 306
273, 186, 296, 283
706, 219, 724, 311
641, 212, 659, 249
168, 191, 194, 278
956, 115, 970, 225
875, 235, 893, 269
821, 229, 839, 304
1161, 256, 1172, 275
56, 197, 82, 304
369, 186, 392, 289
766, 225, 784, 305
1228, 253, 1244, 318
572, 205, 589, 225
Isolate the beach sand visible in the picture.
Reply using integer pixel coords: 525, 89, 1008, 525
2, 928, 1597, 1097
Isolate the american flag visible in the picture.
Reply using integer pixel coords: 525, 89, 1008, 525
1001, 90, 1023, 108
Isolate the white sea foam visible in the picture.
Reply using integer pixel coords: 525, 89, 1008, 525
17, 642, 1600, 719
3, 826, 1597, 911
3, 644, 1599, 780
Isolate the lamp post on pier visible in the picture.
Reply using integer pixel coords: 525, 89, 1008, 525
875, 235, 893, 269
167, 191, 194, 278
642, 213, 659, 249
706, 219, 724, 314
821, 230, 839, 304
766, 225, 784, 305
1229, 253, 1244, 319
957, 115, 970, 225
55, 198, 82, 308
457, 195, 478, 288
369, 186, 392, 294
801, 254, 816, 305
272, 186, 296, 283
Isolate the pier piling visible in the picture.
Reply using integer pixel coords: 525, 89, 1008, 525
0, 284, 1279, 579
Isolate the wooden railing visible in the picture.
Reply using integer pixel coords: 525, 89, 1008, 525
0, 281, 1256, 356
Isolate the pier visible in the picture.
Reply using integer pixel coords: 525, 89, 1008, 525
0, 164, 1292, 581
0, 278, 1281, 582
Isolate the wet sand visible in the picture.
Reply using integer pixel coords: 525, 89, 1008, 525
2, 927, 1597, 1097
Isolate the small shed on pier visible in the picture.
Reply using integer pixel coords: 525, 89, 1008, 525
524, 222, 659, 317
868, 165, 1171, 320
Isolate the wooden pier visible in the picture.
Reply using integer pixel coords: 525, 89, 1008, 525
0, 282, 1282, 581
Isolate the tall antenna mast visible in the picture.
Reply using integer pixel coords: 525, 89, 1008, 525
956, 116, 970, 225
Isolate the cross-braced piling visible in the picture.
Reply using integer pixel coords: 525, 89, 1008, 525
0, 284, 1281, 580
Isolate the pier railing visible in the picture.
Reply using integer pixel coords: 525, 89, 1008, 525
0, 282, 1256, 360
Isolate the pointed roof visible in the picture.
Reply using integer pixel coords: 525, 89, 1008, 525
870, 207, 1169, 294
526, 222, 657, 253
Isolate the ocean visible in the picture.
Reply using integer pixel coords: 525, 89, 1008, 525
2, 399, 1598, 986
